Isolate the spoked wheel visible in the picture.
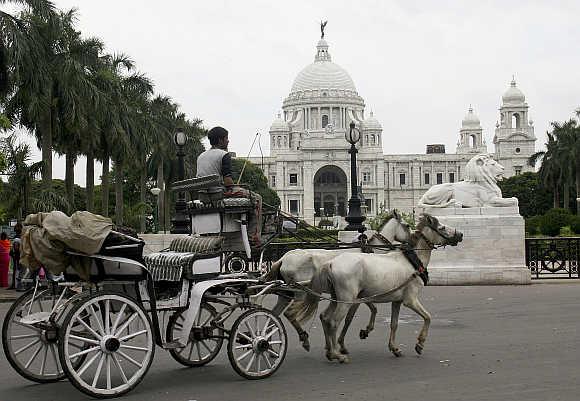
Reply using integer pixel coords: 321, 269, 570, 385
167, 303, 224, 367
59, 292, 155, 399
227, 308, 287, 380
2, 286, 72, 383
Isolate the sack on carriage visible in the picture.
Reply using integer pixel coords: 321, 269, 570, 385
20, 211, 113, 280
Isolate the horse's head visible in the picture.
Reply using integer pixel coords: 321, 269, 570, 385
416, 214, 463, 246
379, 209, 412, 244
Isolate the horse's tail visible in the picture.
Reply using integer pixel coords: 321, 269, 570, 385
260, 259, 283, 282
286, 263, 333, 325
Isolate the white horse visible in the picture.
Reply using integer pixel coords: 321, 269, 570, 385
286, 214, 463, 363
264, 211, 412, 351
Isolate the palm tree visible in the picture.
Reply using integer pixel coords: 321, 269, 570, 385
0, 133, 42, 218
551, 118, 580, 213
529, 132, 561, 208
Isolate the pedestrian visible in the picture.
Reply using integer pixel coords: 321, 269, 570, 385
0, 232, 11, 287
8, 222, 22, 290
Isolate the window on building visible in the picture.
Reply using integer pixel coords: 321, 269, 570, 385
449, 172, 455, 183
362, 171, 372, 184
424, 173, 430, 185
515, 147, 521, 154
399, 173, 406, 186
322, 114, 329, 128
436, 173, 443, 184
270, 175, 276, 187
371, 134, 375, 145
364, 199, 373, 214
289, 199, 300, 214
289, 173, 298, 186
514, 166, 522, 176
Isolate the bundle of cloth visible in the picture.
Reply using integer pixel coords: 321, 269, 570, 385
20, 211, 113, 280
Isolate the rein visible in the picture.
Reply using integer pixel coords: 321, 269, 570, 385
291, 272, 419, 305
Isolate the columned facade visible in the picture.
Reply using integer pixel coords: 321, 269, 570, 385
249, 36, 536, 225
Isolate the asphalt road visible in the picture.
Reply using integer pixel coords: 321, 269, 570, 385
1, 283, 579, 401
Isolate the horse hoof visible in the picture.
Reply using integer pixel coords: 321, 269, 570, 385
340, 347, 350, 355
391, 348, 403, 357
338, 355, 350, 364
325, 351, 333, 361
415, 344, 424, 355
359, 329, 368, 339
302, 341, 311, 352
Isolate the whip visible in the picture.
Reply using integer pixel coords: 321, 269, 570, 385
236, 132, 260, 185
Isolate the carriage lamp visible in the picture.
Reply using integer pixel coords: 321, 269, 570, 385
344, 122, 366, 232
171, 129, 190, 234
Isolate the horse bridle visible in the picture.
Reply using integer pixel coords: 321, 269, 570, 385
417, 222, 458, 249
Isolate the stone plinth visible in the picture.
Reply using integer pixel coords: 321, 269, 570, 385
417, 206, 531, 285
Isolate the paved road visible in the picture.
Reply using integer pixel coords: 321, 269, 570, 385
1, 284, 579, 401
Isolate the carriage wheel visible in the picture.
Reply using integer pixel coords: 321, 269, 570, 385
59, 292, 155, 399
2, 287, 75, 383
227, 308, 287, 380
166, 303, 224, 367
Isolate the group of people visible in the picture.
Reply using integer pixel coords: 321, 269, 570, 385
0, 223, 24, 290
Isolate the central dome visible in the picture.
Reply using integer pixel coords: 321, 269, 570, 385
289, 39, 357, 94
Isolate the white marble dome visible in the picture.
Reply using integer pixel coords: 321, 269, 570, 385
289, 39, 357, 95
502, 78, 525, 104
462, 107, 481, 128
362, 111, 382, 131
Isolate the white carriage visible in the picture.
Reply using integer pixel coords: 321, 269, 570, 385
2, 175, 296, 398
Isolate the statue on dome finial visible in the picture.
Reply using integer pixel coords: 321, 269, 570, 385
320, 20, 328, 39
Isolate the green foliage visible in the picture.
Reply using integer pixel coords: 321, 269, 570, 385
570, 216, 580, 234
231, 158, 280, 207
0, 114, 10, 130
525, 215, 542, 235
123, 202, 153, 232
498, 172, 552, 218
539, 208, 573, 236
367, 206, 416, 231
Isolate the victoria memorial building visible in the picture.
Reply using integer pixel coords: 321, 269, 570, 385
248, 35, 537, 224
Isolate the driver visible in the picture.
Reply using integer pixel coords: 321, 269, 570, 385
196, 126, 262, 246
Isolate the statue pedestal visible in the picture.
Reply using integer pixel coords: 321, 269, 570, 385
417, 206, 531, 285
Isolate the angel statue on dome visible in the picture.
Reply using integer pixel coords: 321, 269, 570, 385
320, 20, 328, 39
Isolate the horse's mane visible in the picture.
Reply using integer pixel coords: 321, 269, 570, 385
463, 154, 501, 197
377, 214, 395, 232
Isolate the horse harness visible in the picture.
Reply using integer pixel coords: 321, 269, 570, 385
358, 232, 429, 286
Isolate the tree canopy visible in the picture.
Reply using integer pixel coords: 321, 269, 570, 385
231, 158, 280, 208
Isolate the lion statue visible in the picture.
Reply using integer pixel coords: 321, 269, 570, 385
417, 154, 518, 208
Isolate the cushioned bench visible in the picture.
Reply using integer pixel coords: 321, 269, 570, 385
143, 236, 223, 281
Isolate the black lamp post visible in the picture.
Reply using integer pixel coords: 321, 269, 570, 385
344, 122, 366, 232
170, 130, 190, 234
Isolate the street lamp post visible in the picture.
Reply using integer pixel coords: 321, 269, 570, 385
344, 122, 366, 232
150, 187, 161, 233
170, 130, 190, 234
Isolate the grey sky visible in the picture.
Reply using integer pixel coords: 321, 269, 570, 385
8, 0, 580, 186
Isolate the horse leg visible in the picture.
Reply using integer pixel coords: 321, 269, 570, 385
284, 309, 311, 351
338, 303, 360, 354
388, 301, 403, 357
361, 302, 377, 339
320, 301, 337, 361
325, 303, 353, 363
404, 297, 431, 355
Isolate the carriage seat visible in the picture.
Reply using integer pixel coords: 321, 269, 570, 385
143, 235, 223, 281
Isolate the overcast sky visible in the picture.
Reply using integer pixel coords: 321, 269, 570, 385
6, 0, 580, 186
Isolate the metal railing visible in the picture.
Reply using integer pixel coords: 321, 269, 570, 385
525, 237, 580, 279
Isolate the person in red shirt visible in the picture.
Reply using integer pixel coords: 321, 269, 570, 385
0, 232, 11, 287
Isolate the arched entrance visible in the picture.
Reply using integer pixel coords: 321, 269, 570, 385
314, 166, 348, 217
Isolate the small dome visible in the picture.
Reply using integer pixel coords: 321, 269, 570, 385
502, 77, 525, 104
462, 106, 481, 128
269, 113, 289, 132
362, 111, 382, 131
